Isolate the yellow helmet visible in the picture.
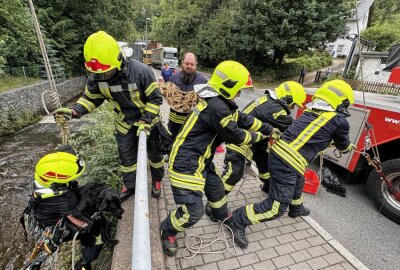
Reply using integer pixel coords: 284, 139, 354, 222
275, 81, 306, 108
208, 60, 253, 99
84, 31, 122, 73
313, 79, 354, 109
34, 150, 85, 188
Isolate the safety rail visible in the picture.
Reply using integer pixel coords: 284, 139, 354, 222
132, 131, 151, 269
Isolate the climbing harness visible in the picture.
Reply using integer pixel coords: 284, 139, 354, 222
23, 219, 64, 270
28, 0, 69, 145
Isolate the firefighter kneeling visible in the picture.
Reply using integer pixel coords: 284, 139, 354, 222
231, 79, 356, 248
21, 146, 104, 270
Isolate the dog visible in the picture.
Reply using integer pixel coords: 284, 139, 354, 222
72, 182, 124, 246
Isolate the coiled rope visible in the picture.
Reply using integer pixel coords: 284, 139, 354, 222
183, 217, 237, 259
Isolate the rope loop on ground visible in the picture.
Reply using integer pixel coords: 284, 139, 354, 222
183, 217, 237, 259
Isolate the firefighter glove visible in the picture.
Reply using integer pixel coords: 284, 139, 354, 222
135, 121, 151, 136
254, 132, 267, 143
270, 128, 282, 140
339, 143, 357, 154
54, 108, 72, 125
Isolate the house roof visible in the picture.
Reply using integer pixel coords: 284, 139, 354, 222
359, 36, 376, 47
361, 51, 389, 58
350, 0, 375, 20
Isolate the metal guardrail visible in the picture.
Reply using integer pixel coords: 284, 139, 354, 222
132, 131, 151, 269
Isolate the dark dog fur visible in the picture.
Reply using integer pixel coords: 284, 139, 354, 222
72, 182, 124, 246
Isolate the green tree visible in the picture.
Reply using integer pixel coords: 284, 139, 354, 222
33, 0, 137, 75
233, 0, 350, 67
361, 15, 400, 51
0, 0, 41, 68
372, 0, 400, 25
152, 0, 232, 50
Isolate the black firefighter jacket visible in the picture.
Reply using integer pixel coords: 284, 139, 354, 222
271, 109, 352, 176
226, 92, 294, 160
71, 59, 163, 134
168, 94, 274, 194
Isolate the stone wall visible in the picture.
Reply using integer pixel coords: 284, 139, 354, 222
0, 77, 86, 116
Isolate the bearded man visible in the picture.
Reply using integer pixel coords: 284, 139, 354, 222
167, 52, 208, 140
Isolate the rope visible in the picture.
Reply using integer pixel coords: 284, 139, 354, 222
182, 143, 255, 259
352, 0, 381, 161
183, 217, 237, 259
71, 231, 80, 270
28, 0, 70, 145
159, 82, 199, 113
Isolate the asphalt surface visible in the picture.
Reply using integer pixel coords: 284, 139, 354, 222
154, 68, 400, 269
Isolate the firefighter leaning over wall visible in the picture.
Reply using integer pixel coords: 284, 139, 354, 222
159, 60, 281, 256
54, 31, 164, 201
231, 79, 357, 248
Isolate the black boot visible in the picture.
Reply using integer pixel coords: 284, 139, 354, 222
151, 180, 162, 198
288, 206, 310, 218
120, 185, 135, 202
231, 221, 248, 248
160, 230, 178, 256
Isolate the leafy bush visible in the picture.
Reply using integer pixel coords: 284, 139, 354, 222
69, 103, 121, 189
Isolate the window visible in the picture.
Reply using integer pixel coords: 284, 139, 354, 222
380, 57, 388, 65
327, 45, 334, 52
164, 52, 178, 59
337, 45, 344, 53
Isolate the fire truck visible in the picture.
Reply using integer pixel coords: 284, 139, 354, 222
302, 89, 400, 223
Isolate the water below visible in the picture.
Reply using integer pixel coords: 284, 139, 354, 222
0, 119, 83, 269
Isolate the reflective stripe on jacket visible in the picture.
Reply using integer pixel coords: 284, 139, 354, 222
272, 109, 351, 175
71, 59, 163, 134
169, 95, 273, 192
226, 92, 293, 160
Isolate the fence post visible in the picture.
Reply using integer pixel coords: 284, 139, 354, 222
132, 131, 151, 270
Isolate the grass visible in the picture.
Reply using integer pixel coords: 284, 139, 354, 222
0, 75, 41, 93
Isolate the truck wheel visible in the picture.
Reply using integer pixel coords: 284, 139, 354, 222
367, 158, 400, 224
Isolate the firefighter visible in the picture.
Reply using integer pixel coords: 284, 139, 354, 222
231, 79, 356, 248
159, 60, 281, 256
53, 31, 164, 201
22, 145, 102, 270
220, 81, 306, 195
167, 52, 208, 141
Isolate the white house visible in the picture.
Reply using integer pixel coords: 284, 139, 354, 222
326, 0, 375, 58
355, 51, 391, 82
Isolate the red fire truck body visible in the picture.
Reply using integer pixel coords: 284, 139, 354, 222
302, 89, 400, 223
